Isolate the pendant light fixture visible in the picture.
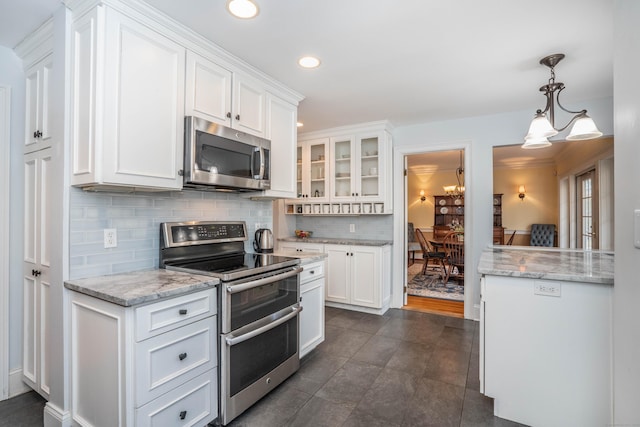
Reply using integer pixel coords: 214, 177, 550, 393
522, 54, 602, 149
443, 150, 465, 198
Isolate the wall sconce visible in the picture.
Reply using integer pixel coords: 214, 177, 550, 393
419, 190, 426, 203
518, 185, 526, 201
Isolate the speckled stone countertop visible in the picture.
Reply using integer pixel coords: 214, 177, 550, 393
478, 246, 614, 285
65, 269, 219, 307
272, 251, 327, 264
278, 237, 392, 247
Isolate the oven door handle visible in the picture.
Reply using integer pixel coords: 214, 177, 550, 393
225, 267, 303, 294
225, 305, 302, 347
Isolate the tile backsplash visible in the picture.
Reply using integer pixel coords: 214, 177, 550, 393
69, 188, 273, 279
295, 215, 393, 241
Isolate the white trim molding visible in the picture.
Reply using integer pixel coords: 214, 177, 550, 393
0, 85, 10, 401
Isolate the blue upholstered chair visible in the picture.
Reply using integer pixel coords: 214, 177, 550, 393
530, 224, 556, 247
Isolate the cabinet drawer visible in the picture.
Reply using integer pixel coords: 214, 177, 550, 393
135, 289, 216, 341
135, 317, 216, 406
300, 261, 324, 284
136, 369, 217, 427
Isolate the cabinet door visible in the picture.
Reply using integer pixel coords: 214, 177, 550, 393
297, 138, 329, 200
22, 149, 52, 399
232, 72, 265, 137
185, 51, 232, 127
356, 133, 382, 200
300, 278, 325, 358
101, 8, 185, 189
330, 135, 355, 200
324, 245, 350, 303
263, 94, 296, 198
351, 246, 380, 308
24, 55, 53, 153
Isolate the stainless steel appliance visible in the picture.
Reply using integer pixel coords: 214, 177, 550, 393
253, 228, 274, 253
183, 116, 271, 192
159, 221, 301, 426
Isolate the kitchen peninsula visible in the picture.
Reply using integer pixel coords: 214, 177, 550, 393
478, 247, 614, 427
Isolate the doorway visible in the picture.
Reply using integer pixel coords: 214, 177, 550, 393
576, 168, 598, 249
403, 149, 465, 317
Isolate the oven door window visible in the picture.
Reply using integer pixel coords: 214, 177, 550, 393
228, 315, 297, 397
230, 272, 298, 331
196, 131, 255, 178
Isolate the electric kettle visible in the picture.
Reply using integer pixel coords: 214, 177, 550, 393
253, 228, 274, 253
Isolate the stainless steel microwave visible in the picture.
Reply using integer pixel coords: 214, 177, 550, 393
183, 116, 270, 191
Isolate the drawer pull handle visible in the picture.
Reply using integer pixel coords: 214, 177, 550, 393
179, 309, 187, 315
179, 410, 187, 420
178, 352, 187, 361
310, 270, 315, 274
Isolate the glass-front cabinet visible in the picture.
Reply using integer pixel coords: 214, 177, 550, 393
297, 138, 329, 202
288, 121, 392, 215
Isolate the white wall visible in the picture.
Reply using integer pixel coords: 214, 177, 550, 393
613, 1, 640, 423
391, 98, 614, 319
0, 46, 25, 381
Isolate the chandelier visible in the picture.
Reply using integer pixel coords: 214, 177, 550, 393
522, 54, 602, 149
443, 150, 465, 198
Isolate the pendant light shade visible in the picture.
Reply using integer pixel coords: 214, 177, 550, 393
522, 136, 552, 150
566, 113, 603, 140
524, 112, 559, 140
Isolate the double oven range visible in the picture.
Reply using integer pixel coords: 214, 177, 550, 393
159, 221, 302, 425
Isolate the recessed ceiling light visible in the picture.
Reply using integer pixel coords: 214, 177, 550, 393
227, 0, 259, 19
298, 56, 321, 69
297, 122, 304, 127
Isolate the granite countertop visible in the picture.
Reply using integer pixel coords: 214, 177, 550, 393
272, 251, 327, 264
478, 246, 614, 285
278, 237, 392, 247
65, 269, 219, 307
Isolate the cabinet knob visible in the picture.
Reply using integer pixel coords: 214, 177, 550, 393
179, 309, 187, 315
178, 352, 187, 361
178, 169, 184, 176
235, 114, 240, 121
226, 112, 231, 118
179, 410, 187, 420
33, 130, 42, 138
310, 270, 315, 274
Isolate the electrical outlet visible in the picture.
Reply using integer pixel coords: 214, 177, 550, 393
349, 224, 355, 233
534, 281, 561, 297
104, 228, 117, 248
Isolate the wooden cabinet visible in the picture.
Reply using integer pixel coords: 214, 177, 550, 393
22, 148, 52, 399
24, 54, 53, 153
71, 6, 186, 190
299, 260, 325, 358
185, 51, 266, 138
69, 289, 218, 426
433, 195, 465, 227
325, 244, 391, 312
492, 194, 503, 227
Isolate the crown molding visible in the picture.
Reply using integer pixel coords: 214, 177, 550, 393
13, 17, 54, 67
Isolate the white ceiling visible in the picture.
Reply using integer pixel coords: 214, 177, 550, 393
1, 0, 613, 141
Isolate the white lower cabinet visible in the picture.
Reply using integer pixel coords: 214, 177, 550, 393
324, 244, 391, 313
299, 260, 325, 358
69, 289, 218, 426
277, 241, 324, 254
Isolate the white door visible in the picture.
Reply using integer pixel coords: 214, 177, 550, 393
577, 168, 598, 250
324, 245, 350, 303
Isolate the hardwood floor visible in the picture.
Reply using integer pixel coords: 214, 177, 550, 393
404, 295, 464, 317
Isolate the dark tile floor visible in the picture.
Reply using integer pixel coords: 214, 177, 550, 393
0, 307, 526, 427
229, 307, 526, 427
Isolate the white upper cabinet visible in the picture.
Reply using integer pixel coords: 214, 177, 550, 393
71, 6, 186, 190
24, 54, 53, 154
262, 93, 297, 198
185, 51, 266, 138
296, 138, 330, 201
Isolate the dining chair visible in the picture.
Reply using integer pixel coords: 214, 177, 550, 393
530, 224, 556, 246
506, 230, 516, 245
442, 231, 464, 284
415, 228, 446, 279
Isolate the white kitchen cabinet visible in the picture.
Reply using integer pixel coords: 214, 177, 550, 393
277, 241, 325, 253
184, 51, 266, 138
71, 5, 186, 190
24, 54, 53, 154
69, 288, 218, 427
481, 275, 612, 427
325, 244, 391, 313
22, 148, 52, 399
299, 260, 325, 358
295, 138, 330, 201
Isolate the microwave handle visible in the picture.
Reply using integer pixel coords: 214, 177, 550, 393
252, 147, 265, 180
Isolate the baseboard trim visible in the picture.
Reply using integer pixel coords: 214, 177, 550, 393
8, 368, 31, 397
44, 401, 72, 427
